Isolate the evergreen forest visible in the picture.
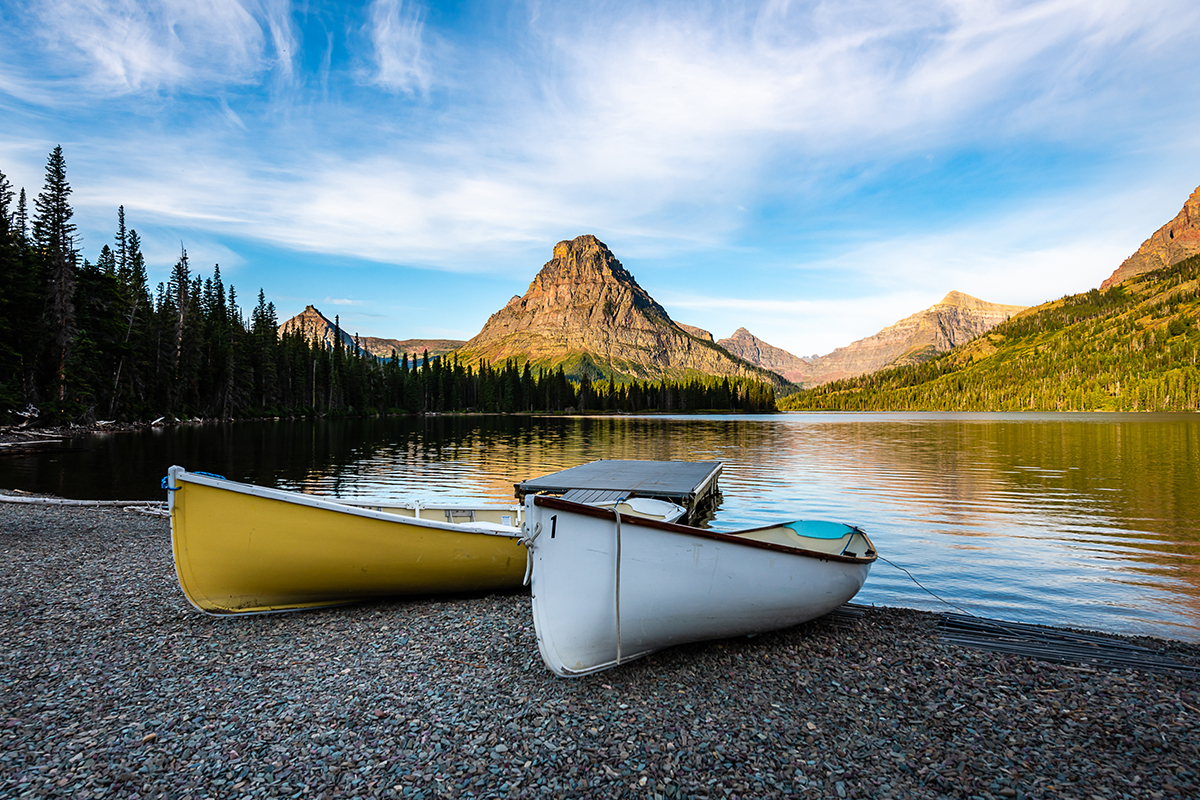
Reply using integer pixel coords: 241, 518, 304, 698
780, 253, 1200, 411
0, 148, 776, 426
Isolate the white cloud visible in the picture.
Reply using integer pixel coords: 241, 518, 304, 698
12, 0, 294, 94
259, 0, 298, 82
656, 174, 1200, 356
536, 0, 1193, 170
364, 0, 430, 93
133, 234, 245, 281
219, 98, 249, 130
18, 0, 1200, 256
8, 0, 1200, 354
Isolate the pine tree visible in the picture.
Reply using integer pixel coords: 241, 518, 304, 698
43, 250, 76, 406
0, 167, 22, 411
115, 206, 129, 284
0, 168, 12, 227
0, 170, 43, 418
168, 246, 191, 372
15, 189, 28, 246
32, 146, 76, 258
163, 247, 193, 411
70, 252, 125, 420
111, 228, 152, 417
31, 147, 81, 411
251, 289, 279, 411
97, 244, 115, 275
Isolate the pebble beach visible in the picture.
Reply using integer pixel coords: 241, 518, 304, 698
2, 498, 1199, 800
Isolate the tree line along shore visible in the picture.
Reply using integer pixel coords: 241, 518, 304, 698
0, 147, 777, 428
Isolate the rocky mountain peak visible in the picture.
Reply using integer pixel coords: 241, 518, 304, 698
278, 305, 464, 359
515, 235, 672, 323
1101, 184, 1200, 289
540, 235, 628, 286
937, 291, 995, 310
717, 328, 812, 384
279, 305, 354, 351
456, 236, 786, 385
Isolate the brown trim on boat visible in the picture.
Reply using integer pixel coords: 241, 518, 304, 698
532, 494, 876, 565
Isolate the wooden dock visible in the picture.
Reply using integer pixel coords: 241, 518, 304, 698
515, 460, 723, 525
938, 612, 1200, 676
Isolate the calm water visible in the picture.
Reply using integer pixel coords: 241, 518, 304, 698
3, 413, 1199, 642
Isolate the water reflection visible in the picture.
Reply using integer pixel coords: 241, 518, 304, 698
1, 413, 1197, 641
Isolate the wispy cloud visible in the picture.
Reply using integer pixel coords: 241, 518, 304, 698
363, 0, 430, 93
6, 0, 1200, 348
526, 0, 1194, 182
259, 0, 298, 83
656, 176, 1187, 355
219, 98, 249, 130
18, 0, 1200, 255
6, 0, 295, 95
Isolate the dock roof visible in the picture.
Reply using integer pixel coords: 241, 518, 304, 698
515, 460, 723, 505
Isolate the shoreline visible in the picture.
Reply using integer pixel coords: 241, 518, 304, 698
0, 408, 781, 446
3, 501, 1198, 799
6, 407, 1196, 450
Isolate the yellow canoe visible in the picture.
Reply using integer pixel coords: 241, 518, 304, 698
166, 466, 527, 615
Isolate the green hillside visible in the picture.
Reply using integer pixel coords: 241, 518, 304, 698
780, 253, 1200, 412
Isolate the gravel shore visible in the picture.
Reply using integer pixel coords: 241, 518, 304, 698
2, 500, 1198, 800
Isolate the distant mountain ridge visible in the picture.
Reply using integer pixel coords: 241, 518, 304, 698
717, 328, 813, 383
721, 292, 1026, 387
278, 305, 463, 359
780, 253, 1200, 411
801, 291, 1028, 384
1101, 184, 1200, 289
454, 235, 788, 386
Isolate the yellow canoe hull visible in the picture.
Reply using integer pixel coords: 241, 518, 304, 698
167, 467, 527, 615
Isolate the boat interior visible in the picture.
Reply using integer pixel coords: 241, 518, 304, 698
733, 520, 876, 559
591, 496, 687, 523
337, 499, 525, 529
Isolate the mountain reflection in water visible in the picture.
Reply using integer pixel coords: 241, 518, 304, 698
2, 412, 1197, 642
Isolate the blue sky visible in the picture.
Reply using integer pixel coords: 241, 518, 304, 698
3, 0, 1199, 356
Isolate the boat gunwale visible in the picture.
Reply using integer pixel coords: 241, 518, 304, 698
170, 467, 523, 539
531, 494, 876, 565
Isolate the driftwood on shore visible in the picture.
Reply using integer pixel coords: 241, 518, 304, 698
0, 494, 162, 507
0, 493, 169, 516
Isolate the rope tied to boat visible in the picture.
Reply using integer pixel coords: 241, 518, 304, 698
161, 471, 225, 491
518, 521, 542, 586
614, 499, 624, 666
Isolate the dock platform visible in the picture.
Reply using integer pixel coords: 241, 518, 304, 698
515, 460, 723, 525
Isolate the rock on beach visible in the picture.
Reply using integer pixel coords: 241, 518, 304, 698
2, 498, 1198, 799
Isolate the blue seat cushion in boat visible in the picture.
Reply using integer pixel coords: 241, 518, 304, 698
783, 520, 853, 539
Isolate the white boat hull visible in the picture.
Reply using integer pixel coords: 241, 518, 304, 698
525, 495, 875, 677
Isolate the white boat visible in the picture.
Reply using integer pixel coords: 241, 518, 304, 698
523, 494, 876, 677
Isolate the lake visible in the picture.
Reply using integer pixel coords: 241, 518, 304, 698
3, 412, 1198, 642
